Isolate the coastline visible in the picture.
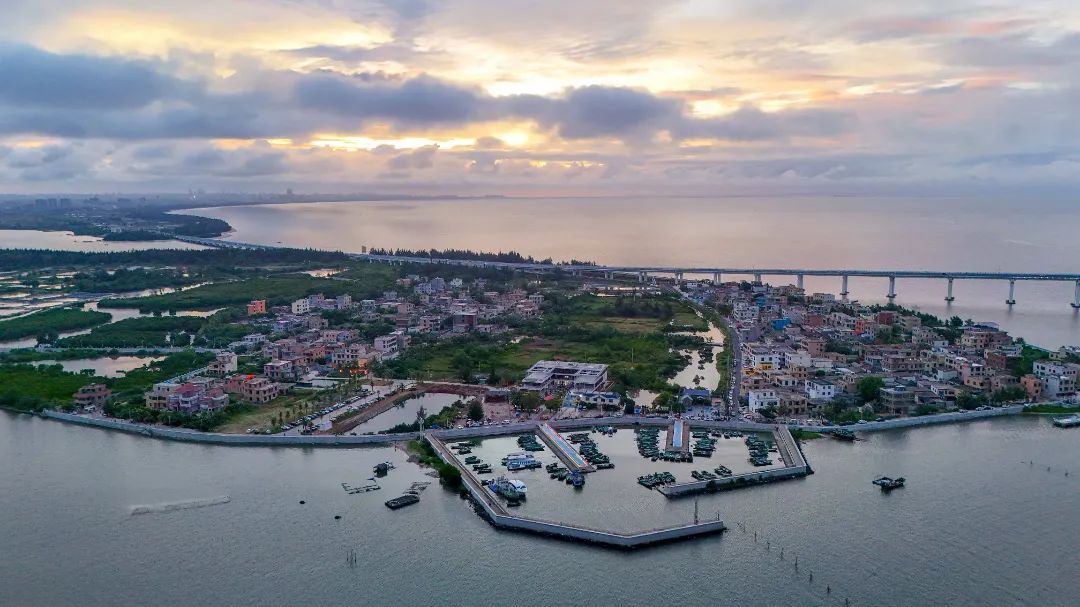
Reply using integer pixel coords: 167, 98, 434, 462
5, 404, 1029, 448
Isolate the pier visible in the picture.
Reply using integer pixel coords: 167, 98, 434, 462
664, 419, 690, 455
537, 423, 594, 472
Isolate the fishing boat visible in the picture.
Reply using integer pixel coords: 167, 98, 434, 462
1052, 414, 1080, 428
569, 471, 585, 488
373, 462, 395, 476
830, 429, 857, 441
872, 476, 906, 491
384, 494, 420, 509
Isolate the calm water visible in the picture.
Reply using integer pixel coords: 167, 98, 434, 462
3, 411, 1077, 606
0, 229, 204, 252
30, 356, 163, 377
351, 392, 461, 433
187, 197, 1080, 348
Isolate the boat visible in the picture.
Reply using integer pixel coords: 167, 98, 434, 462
570, 471, 585, 488
489, 476, 527, 500
1052, 414, 1080, 428
872, 476, 906, 491
384, 494, 420, 509
830, 429, 857, 441
373, 462, 395, 476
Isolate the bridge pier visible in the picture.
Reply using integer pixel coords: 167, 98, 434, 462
945, 278, 955, 302
796, 274, 804, 290
753, 273, 762, 284
1006, 279, 1016, 305
712, 272, 721, 285
1073, 280, 1080, 309
674, 271, 684, 284
840, 275, 849, 300
887, 276, 896, 301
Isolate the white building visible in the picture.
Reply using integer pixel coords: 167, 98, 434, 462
291, 298, 311, 315
747, 389, 780, 412
805, 379, 836, 401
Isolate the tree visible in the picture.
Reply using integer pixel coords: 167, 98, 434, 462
956, 391, 984, 410
467, 400, 484, 422
856, 376, 884, 404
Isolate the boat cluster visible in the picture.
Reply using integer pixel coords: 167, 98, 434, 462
463, 455, 492, 475
745, 436, 774, 467
691, 432, 716, 457
450, 440, 478, 455
690, 466, 733, 481
517, 435, 546, 452
636, 427, 662, 458
567, 432, 613, 469
545, 462, 585, 487
592, 425, 618, 435
637, 472, 676, 489
1052, 414, 1080, 428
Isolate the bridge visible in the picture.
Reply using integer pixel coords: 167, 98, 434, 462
173, 235, 1080, 308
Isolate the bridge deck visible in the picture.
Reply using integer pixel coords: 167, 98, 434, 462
537, 424, 593, 472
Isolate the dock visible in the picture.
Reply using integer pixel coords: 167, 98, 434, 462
537, 423, 595, 472
664, 419, 690, 455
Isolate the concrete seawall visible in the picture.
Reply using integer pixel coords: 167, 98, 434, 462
38, 411, 419, 446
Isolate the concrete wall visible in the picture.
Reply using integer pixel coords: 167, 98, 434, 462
40, 411, 418, 446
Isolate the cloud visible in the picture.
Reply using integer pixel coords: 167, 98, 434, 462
0, 44, 182, 110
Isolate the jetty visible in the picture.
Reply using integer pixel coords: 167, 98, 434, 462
665, 419, 690, 455
537, 424, 594, 473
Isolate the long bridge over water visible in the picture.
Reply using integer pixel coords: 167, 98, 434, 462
174, 235, 1080, 308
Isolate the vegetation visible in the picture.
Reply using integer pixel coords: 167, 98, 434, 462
0, 308, 111, 341
1024, 404, 1080, 414
99, 269, 397, 312
57, 316, 208, 348
791, 429, 823, 440
408, 438, 463, 490
855, 376, 884, 404
367, 246, 593, 266
68, 268, 203, 293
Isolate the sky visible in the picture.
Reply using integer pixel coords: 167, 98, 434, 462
1, 0, 1079, 196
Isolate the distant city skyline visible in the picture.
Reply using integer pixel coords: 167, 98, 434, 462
1, 0, 1079, 195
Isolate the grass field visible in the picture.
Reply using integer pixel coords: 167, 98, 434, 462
214, 394, 308, 433
0, 307, 111, 341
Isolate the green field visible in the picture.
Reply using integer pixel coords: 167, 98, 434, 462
0, 308, 111, 341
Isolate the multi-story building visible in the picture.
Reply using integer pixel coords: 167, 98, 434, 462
73, 384, 110, 408
747, 389, 779, 412
805, 379, 836, 401
224, 375, 280, 404
291, 298, 311, 315
247, 300, 267, 315
521, 361, 609, 394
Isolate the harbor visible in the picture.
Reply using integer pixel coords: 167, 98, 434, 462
426, 420, 813, 547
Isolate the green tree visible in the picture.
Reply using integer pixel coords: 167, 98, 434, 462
856, 376, 885, 404
467, 400, 484, 422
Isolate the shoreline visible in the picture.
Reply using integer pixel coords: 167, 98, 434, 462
3, 404, 1029, 448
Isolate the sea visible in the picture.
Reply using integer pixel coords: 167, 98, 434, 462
184, 197, 1080, 349
2, 411, 1077, 606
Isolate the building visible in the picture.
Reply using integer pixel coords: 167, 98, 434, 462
224, 375, 280, 404
73, 384, 110, 409
160, 382, 229, 413
247, 299, 267, 315
520, 360, 609, 394
207, 352, 238, 376
747, 389, 779, 412
563, 390, 621, 409
264, 359, 299, 381
678, 388, 713, 407
805, 379, 836, 401
290, 298, 311, 315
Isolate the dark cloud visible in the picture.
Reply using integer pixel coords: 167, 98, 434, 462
0, 44, 182, 110
293, 73, 486, 124
535, 86, 683, 139
387, 145, 438, 170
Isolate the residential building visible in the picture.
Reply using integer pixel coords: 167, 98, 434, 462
73, 384, 110, 408
247, 300, 267, 315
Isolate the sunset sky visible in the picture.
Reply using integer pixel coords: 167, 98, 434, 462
1, 0, 1079, 195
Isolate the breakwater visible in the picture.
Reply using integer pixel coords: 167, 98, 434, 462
131, 495, 231, 515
